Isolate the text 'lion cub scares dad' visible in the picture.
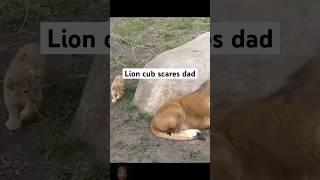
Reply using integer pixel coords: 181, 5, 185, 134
151, 80, 210, 140
3, 43, 46, 130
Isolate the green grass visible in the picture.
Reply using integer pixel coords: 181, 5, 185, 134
159, 30, 192, 52
137, 112, 152, 123
112, 18, 210, 53
112, 18, 155, 44
116, 79, 152, 124
119, 87, 137, 113
165, 18, 210, 31
112, 18, 154, 37
158, 18, 210, 51
187, 150, 202, 161
111, 58, 144, 73
118, 79, 138, 112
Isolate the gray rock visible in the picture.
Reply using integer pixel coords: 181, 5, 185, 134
133, 32, 210, 114
69, 55, 108, 162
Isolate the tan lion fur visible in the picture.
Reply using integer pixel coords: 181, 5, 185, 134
111, 75, 125, 103
213, 59, 320, 179
151, 80, 210, 140
3, 43, 46, 130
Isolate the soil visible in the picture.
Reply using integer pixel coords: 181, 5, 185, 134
0, 28, 45, 180
0, 22, 96, 180
0, 1, 108, 179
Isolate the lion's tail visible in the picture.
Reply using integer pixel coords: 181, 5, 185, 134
150, 123, 200, 141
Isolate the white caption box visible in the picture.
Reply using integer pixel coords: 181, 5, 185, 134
122, 68, 198, 80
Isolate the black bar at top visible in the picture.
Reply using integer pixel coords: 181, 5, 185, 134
110, 0, 210, 17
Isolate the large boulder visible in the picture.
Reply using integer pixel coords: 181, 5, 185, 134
133, 32, 210, 114
69, 55, 108, 162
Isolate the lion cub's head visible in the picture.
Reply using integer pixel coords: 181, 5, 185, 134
111, 75, 125, 103
6, 69, 43, 104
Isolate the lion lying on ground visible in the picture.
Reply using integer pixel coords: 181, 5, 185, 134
151, 80, 210, 140
213, 59, 320, 180
3, 43, 46, 130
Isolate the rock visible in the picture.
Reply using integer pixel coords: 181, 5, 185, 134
69, 55, 108, 162
133, 32, 210, 114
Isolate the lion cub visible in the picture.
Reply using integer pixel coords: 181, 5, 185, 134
151, 80, 210, 140
3, 43, 46, 130
111, 75, 125, 103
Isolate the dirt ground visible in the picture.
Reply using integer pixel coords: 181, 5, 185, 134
0, 27, 46, 180
0, 1, 108, 178
0, 27, 106, 179
0, 30, 44, 180
110, 18, 210, 163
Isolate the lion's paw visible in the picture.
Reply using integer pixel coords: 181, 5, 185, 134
5, 119, 21, 130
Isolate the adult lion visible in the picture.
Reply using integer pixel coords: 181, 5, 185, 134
151, 80, 210, 140
213, 59, 320, 180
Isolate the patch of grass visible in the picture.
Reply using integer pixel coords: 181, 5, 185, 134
112, 18, 154, 44
119, 80, 139, 113
192, 18, 210, 30
187, 150, 202, 161
111, 18, 210, 69
166, 18, 210, 31
119, 90, 136, 113
158, 18, 210, 51
166, 19, 194, 31
159, 30, 192, 51
111, 58, 143, 72
137, 112, 152, 123
115, 79, 152, 125
110, 59, 127, 72
112, 18, 209, 52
